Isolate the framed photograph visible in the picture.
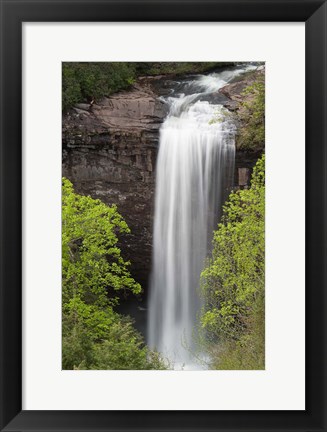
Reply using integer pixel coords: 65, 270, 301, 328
0, 1, 326, 431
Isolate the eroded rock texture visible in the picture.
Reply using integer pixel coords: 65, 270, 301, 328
62, 80, 168, 290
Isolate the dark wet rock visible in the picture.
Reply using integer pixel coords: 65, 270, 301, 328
234, 149, 263, 189
196, 92, 230, 105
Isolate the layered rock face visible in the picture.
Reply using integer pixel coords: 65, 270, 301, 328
62, 81, 168, 291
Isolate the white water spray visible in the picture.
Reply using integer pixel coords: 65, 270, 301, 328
148, 66, 254, 369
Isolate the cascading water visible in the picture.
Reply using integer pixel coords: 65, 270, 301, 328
148, 65, 256, 370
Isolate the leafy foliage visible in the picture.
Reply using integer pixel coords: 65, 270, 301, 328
200, 156, 265, 369
62, 177, 141, 305
62, 63, 137, 111
141, 62, 235, 76
237, 76, 265, 150
62, 178, 167, 370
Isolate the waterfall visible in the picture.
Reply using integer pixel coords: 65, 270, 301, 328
148, 66, 254, 370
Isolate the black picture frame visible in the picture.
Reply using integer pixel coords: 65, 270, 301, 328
0, 1, 326, 431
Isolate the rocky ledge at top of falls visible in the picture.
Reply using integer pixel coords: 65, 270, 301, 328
62, 79, 169, 293
63, 80, 168, 146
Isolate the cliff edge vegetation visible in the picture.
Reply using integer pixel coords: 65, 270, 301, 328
62, 62, 236, 111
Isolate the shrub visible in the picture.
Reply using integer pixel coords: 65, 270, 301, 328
200, 156, 265, 369
62, 178, 167, 370
237, 76, 265, 151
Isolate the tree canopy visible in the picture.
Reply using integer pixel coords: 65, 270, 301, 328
200, 155, 265, 369
62, 178, 166, 370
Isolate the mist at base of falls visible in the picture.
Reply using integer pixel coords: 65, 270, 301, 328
148, 65, 255, 370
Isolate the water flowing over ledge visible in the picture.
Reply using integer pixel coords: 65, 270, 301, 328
148, 65, 255, 370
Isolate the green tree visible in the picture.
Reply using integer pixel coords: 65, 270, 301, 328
62, 178, 167, 370
62, 177, 141, 307
62, 63, 137, 111
237, 76, 265, 151
62, 66, 82, 112
200, 156, 265, 369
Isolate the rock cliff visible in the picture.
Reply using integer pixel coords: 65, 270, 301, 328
62, 80, 168, 290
